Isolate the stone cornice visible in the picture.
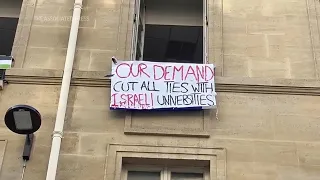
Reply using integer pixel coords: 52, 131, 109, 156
216, 84, 320, 96
4, 69, 320, 95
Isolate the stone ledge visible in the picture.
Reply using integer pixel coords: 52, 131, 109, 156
6, 68, 63, 77
124, 127, 210, 138
72, 70, 106, 79
215, 77, 320, 88
124, 110, 212, 138
4, 69, 320, 95
5, 68, 62, 85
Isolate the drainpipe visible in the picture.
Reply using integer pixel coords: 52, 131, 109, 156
45, 0, 83, 180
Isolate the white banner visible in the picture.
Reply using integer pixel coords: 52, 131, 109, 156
110, 61, 216, 110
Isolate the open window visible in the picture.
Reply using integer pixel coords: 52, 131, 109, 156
131, 0, 208, 64
0, 0, 22, 88
131, 0, 146, 61
0, 0, 23, 56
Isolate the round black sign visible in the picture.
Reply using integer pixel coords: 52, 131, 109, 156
4, 105, 41, 135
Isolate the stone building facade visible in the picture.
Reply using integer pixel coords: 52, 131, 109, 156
0, 0, 320, 179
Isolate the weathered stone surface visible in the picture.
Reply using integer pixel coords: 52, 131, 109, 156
0, 136, 25, 180
68, 86, 110, 107
23, 132, 52, 180
64, 106, 124, 133
73, 49, 91, 70
28, 26, 70, 48
1, 0, 320, 180
0, 85, 59, 180
76, 28, 117, 50
60, 133, 79, 155
222, 0, 316, 79
297, 143, 320, 166
56, 155, 105, 180
131, 110, 205, 130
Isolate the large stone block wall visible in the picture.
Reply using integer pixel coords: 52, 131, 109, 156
0, 0, 320, 180
13, 0, 124, 71
0, 84, 319, 179
222, 0, 320, 79
10, 0, 320, 79
1, 84, 319, 179
59, 87, 320, 180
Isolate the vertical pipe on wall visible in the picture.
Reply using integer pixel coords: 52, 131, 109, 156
45, 0, 83, 179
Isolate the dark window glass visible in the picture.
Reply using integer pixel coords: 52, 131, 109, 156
142, 25, 203, 64
180, 42, 197, 60
127, 171, 161, 180
171, 172, 203, 180
144, 38, 167, 61
0, 17, 19, 56
165, 41, 182, 60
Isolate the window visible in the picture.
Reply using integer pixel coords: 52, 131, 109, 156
127, 171, 160, 180
131, 0, 208, 64
171, 172, 204, 180
123, 166, 209, 180
0, 0, 23, 56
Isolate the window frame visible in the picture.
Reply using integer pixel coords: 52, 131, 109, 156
137, 5, 146, 61
121, 165, 210, 180
131, 0, 146, 61
203, 0, 209, 64
131, 0, 208, 64
0, 17, 20, 56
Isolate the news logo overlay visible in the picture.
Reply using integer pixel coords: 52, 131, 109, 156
110, 61, 217, 110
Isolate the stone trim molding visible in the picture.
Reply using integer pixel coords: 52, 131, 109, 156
123, 126, 210, 137
5, 70, 320, 96
123, 110, 211, 138
105, 144, 226, 180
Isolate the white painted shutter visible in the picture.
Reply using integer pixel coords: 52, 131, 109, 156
131, 0, 145, 61
131, 0, 141, 61
203, 0, 209, 64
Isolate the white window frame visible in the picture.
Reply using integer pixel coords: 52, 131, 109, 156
138, 4, 146, 61
131, 0, 208, 63
203, 0, 209, 64
131, 0, 146, 61
121, 165, 210, 180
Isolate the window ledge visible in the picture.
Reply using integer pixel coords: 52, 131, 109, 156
124, 127, 210, 138
124, 110, 213, 138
